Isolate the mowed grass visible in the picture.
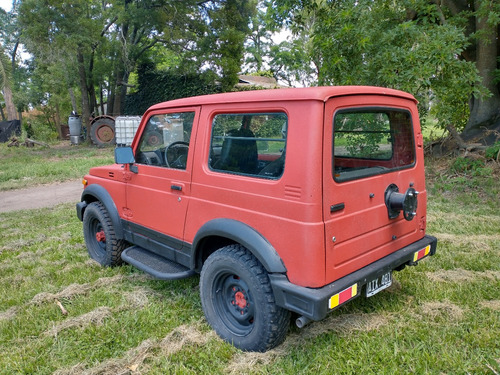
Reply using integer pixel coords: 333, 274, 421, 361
0, 142, 114, 191
0, 145, 499, 374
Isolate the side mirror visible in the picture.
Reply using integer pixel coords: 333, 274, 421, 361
115, 146, 135, 164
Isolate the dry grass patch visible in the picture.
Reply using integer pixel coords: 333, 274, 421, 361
30, 275, 124, 305
53, 324, 214, 375
419, 301, 464, 321
480, 300, 500, 311
159, 324, 216, 356
0, 234, 48, 254
53, 339, 156, 375
118, 287, 157, 310
0, 306, 19, 321
433, 233, 500, 251
426, 269, 500, 283
226, 350, 282, 375
43, 307, 112, 337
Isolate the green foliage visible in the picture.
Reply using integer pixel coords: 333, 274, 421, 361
485, 142, 500, 160
197, 0, 257, 91
449, 157, 488, 176
266, 0, 486, 131
123, 64, 220, 115
12, 0, 258, 120
335, 112, 392, 159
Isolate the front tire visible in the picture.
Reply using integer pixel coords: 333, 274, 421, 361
200, 245, 290, 352
83, 201, 126, 266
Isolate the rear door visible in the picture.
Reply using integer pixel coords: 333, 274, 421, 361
323, 95, 426, 283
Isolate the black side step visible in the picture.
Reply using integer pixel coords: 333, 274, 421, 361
121, 246, 196, 280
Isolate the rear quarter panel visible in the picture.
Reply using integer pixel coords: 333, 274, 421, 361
186, 100, 327, 288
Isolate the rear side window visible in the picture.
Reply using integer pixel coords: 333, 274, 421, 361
333, 109, 415, 182
209, 113, 287, 179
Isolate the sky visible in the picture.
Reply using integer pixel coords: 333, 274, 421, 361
0, 0, 12, 12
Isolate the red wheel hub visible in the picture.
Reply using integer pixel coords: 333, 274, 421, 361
95, 230, 106, 242
96, 125, 114, 143
234, 291, 247, 309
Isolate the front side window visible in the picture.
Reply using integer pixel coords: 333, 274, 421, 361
333, 109, 415, 182
209, 113, 287, 179
135, 112, 194, 169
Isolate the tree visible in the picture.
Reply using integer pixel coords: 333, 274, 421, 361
13, 0, 257, 145
267, 0, 500, 144
0, 47, 17, 121
19, 0, 105, 137
0, 2, 22, 121
441, 0, 500, 140
244, 7, 272, 73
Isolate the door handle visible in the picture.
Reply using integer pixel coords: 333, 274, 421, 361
171, 184, 182, 191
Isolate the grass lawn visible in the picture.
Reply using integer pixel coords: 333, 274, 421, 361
0, 143, 499, 374
0, 142, 114, 191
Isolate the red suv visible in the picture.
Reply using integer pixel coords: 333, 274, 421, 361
77, 87, 437, 351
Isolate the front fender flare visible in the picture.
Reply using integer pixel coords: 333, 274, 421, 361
192, 218, 287, 274
78, 184, 124, 239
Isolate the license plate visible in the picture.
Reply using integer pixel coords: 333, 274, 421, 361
365, 271, 392, 297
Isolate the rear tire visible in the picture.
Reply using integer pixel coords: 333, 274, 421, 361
83, 201, 126, 266
200, 244, 290, 352
90, 118, 115, 146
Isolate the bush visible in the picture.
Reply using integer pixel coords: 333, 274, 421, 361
485, 142, 500, 161
28, 116, 58, 143
449, 157, 487, 176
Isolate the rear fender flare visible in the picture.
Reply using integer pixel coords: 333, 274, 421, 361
192, 218, 287, 274
79, 184, 124, 239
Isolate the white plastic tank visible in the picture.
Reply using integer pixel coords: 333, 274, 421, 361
115, 116, 142, 146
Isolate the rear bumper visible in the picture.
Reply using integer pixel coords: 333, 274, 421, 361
270, 235, 437, 321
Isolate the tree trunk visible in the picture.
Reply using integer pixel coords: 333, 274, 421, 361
463, 0, 500, 136
112, 68, 126, 116
0, 104, 5, 121
88, 50, 97, 116
99, 83, 105, 115
112, 83, 122, 116
77, 48, 91, 143
69, 87, 77, 113
107, 80, 115, 116
54, 101, 64, 140
3, 85, 17, 120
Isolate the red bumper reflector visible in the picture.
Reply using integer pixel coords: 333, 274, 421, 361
413, 245, 431, 262
329, 283, 358, 309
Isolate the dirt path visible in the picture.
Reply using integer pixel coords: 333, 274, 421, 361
0, 180, 83, 213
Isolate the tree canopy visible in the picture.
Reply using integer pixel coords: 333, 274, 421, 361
267, 0, 500, 142
0, 0, 498, 144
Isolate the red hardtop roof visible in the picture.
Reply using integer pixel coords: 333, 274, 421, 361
147, 86, 417, 111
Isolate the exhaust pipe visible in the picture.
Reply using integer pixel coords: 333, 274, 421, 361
295, 316, 312, 329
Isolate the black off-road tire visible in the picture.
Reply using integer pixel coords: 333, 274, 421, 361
83, 201, 127, 266
200, 244, 290, 352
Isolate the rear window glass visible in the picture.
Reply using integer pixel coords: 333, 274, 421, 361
209, 113, 287, 179
333, 109, 415, 182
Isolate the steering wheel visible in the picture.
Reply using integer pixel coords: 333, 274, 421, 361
164, 141, 189, 168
